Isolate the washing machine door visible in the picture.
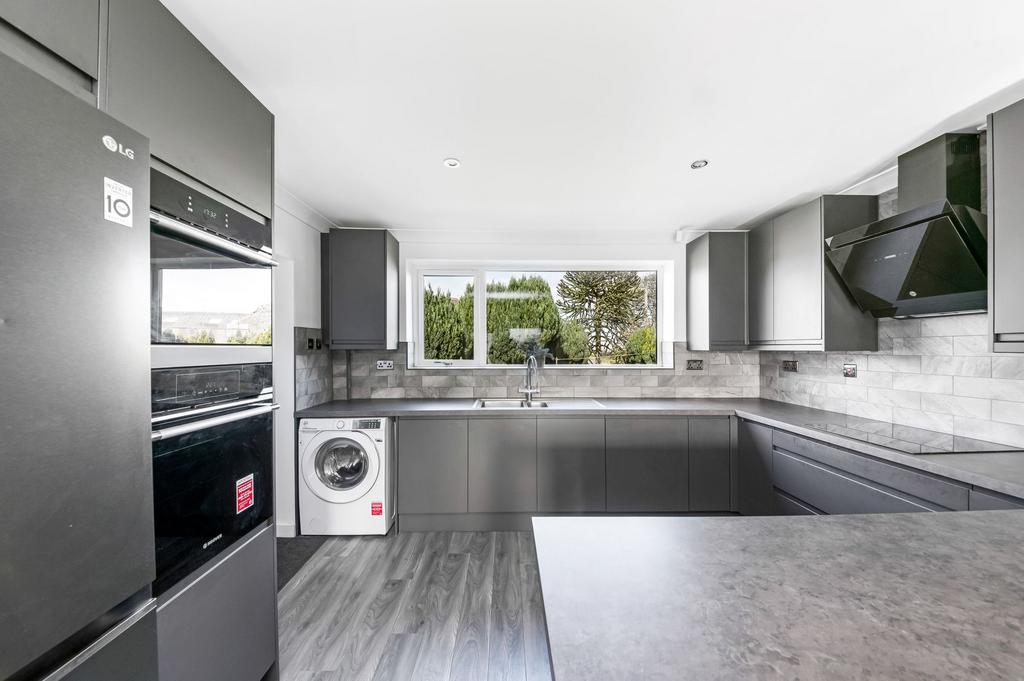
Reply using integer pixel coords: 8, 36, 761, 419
302, 431, 380, 504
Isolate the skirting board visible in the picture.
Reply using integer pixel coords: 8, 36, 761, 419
275, 521, 296, 538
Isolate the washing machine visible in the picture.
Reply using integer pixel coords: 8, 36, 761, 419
298, 417, 396, 535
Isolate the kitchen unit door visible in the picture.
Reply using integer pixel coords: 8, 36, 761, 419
0, 53, 154, 679
689, 418, 732, 511
988, 98, 1024, 352
105, 0, 274, 217
321, 228, 400, 350
397, 419, 469, 514
468, 419, 538, 513
537, 418, 606, 512
0, 0, 99, 76
737, 419, 774, 515
748, 195, 878, 351
606, 417, 689, 512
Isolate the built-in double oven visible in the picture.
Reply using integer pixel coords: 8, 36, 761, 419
149, 168, 277, 596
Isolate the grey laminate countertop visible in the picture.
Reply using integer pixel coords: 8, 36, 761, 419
296, 397, 1024, 498
533, 513, 1024, 681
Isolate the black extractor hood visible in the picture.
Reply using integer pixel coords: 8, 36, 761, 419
825, 134, 988, 318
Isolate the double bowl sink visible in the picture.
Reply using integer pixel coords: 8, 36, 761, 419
472, 398, 605, 410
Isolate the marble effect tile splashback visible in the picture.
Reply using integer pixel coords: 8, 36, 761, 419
330, 343, 761, 400
760, 313, 1024, 449
294, 327, 334, 411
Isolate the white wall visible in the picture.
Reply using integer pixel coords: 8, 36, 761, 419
272, 185, 333, 537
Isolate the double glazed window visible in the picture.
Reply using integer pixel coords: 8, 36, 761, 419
413, 265, 665, 368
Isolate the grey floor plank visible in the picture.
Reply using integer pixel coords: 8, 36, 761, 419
279, 538, 390, 677
449, 532, 496, 681
370, 633, 424, 681
278, 531, 550, 681
487, 532, 527, 681
408, 552, 471, 680
518, 533, 554, 681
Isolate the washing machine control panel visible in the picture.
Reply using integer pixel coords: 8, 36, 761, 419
354, 419, 382, 431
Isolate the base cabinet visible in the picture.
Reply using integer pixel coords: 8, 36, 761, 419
537, 418, 606, 512
737, 419, 774, 515
606, 417, 688, 512
397, 419, 468, 514
157, 526, 277, 681
689, 418, 732, 511
468, 419, 537, 513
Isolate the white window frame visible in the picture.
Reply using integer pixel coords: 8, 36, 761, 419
409, 259, 672, 369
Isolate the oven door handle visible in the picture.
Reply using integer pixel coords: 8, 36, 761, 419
150, 211, 278, 267
151, 403, 280, 442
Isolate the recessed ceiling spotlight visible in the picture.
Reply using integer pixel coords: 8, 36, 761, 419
690, 159, 709, 169
443, 158, 461, 168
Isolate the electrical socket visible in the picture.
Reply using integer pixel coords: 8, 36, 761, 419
686, 359, 704, 371
376, 360, 395, 370
782, 360, 799, 373
843, 363, 858, 378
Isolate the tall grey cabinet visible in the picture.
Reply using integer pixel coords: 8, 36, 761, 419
105, 0, 274, 217
747, 195, 878, 351
686, 231, 748, 351
0, 0, 99, 76
988, 98, 1024, 352
321, 228, 400, 350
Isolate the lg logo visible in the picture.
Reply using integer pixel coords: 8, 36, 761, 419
101, 134, 135, 160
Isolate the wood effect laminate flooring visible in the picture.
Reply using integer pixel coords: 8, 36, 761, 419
278, 532, 553, 681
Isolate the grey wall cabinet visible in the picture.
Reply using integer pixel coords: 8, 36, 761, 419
747, 195, 878, 351
397, 419, 468, 514
606, 417, 688, 512
969, 488, 1024, 511
468, 418, 537, 513
688, 418, 732, 511
322, 228, 399, 350
737, 419, 774, 515
537, 418, 606, 512
157, 526, 277, 681
686, 231, 748, 351
747, 220, 774, 344
988, 98, 1024, 352
0, 0, 99, 77
105, 0, 274, 217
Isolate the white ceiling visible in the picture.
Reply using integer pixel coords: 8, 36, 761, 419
163, 1, 1024, 243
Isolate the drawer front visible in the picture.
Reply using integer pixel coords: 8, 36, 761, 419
157, 527, 277, 681
773, 430, 969, 510
969, 488, 1024, 511
773, 490, 822, 516
772, 449, 938, 515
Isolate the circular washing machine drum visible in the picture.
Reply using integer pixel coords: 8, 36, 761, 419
302, 431, 380, 504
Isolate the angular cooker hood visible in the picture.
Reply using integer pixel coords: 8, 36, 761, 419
825, 133, 988, 318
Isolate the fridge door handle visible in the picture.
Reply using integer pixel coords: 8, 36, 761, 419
39, 599, 156, 681
151, 403, 280, 442
149, 211, 278, 266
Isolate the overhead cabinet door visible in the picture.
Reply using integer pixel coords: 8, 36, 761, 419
105, 0, 274, 217
0, 0, 100, 77
747, 220, 774, 344
989, 99, 1024, 351
772, 199, 823, 343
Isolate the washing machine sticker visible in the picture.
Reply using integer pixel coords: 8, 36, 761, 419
236, 474, 255, 514
371, 501, 383, 516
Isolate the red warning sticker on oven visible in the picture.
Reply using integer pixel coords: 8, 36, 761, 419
236, 474, 255, 514
371, 502, 383, 516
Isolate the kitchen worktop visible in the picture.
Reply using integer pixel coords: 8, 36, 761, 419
297, 397, 1024, 498
533, 513, 1024, 681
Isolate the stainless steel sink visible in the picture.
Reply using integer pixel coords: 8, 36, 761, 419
473, 399, 549, 409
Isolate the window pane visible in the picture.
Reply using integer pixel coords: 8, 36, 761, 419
485, 270, 657, 365
422, 275, 474, 360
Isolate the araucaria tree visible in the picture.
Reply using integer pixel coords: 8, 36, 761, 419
556, 271, 645, 361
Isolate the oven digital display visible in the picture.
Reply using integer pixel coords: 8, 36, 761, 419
174, 369, 241, 404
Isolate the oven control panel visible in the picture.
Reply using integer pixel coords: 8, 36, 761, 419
152, 362, 273, 414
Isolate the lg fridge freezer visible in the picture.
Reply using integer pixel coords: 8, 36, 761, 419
0, 52, 157, 680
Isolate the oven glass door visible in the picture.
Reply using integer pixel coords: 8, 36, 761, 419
151, 228, 272, 346
152, 408, 273, 596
